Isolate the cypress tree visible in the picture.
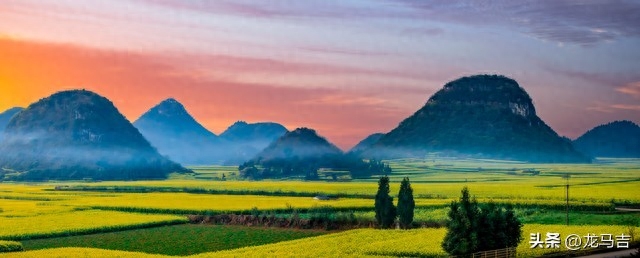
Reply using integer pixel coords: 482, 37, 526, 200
374, 176, 396, 229
397, 177, 415, 229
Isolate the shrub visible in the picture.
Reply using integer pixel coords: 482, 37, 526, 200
442, 187, 522, 256
0, 240, 24, 252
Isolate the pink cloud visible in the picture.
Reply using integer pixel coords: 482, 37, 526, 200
587, 102, 640, 113
616, 81, 640, 99
610, 104, 640, 111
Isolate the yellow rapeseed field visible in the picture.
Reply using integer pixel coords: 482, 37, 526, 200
199, 224, 638, 257
52, 179, 637, 208
58, 169, 639, 204
0, 210, 187, 240
0, 199, 77, 217
63, 193, 376, 213
0, 158, 637, 257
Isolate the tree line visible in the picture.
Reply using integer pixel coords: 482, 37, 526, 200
239, 156, 391, 180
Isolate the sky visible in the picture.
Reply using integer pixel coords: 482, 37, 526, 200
1, 0, 639, 150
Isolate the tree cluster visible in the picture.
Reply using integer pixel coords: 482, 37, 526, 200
374, 176, 415, 229
239, 156, 391, 180
442, 187, 522, 256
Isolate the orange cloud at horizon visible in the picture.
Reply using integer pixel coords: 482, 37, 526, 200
0, 38, 414, 150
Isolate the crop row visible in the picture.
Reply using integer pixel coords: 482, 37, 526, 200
0, 199, 80, 217
53, 185, 376, 199
59, 193, 378, 214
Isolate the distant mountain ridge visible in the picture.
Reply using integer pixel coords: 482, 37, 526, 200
0, 90, 185, 181
219, 121, 288, 164
134, 98, 220, 165
0, 107, 23, 141
220, 121, 287, 143
135, 98, 217, 138
362, 75, 590, 163
573, 120, 640, 158
134, 100, 288, 165
252, 127, 342, 161
349, 133, 384, 154
241, 127, 388, 179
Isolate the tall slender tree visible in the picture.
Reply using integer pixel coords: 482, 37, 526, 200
375, 176, 396, 229
397, 177, 415, 229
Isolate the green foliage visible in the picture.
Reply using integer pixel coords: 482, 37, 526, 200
442, 187, 478, 255
518, 209, 637, 225
397, 177, 415, 229
239, 155, 390, 180
306, 206, 360, 230
477, 202, 507, 250
442, 187, 523, 256
348, 158, 392, 179
375, 176, 396, 229
0, 214, 188, 241
504, 205, 523, 248
0, 240, 23, 253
